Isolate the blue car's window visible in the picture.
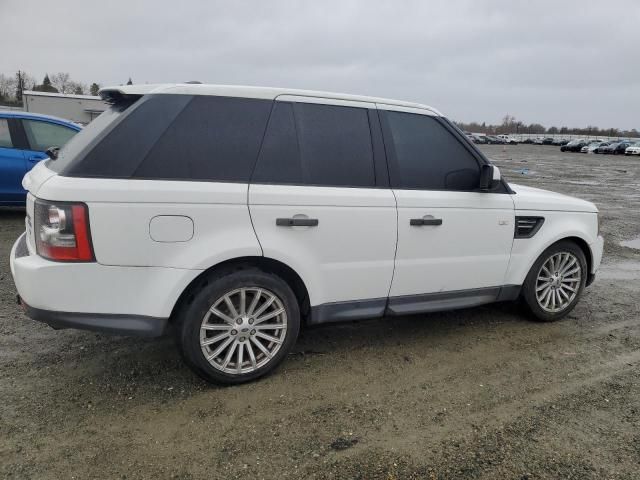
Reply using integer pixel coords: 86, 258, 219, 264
0, 119, 12, 148
50, 105, 125, 173
22, 120, 77, 152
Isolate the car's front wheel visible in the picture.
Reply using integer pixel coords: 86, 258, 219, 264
522, 241, 588, 322
176, 268, 300, 384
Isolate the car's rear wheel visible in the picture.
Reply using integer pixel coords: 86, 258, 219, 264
176, 268, 300, 384
522, 241, 587, 322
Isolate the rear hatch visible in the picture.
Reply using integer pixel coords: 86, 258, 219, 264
21, 91, 143, 254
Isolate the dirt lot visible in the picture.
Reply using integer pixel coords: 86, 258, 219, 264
1, 145, 639, 479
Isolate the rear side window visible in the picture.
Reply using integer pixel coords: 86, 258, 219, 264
0, 119, 12, 148
56, 94, 271, 182
134, 96, 271, 181
22, 120, 77, 152
384, 111, 480, 191
252, 101, 375, 187
50, 96, 166, 175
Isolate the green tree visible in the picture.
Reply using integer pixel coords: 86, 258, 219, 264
34, 74, 59, 93
89, 82, 100, 96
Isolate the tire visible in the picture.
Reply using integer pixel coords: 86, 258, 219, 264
522, 240, 588, 322
176, 267, 300, 384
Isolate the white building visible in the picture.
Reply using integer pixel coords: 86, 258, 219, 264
22, 90, 107, 124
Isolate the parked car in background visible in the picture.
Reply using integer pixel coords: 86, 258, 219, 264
542, 137, 554, 145
9, 83, 603, 384
625, 142, 640, 156
599, 142, 631, 155
497, 134, 517, 144
485, 135, 503, 144
521, 137, 534, 144
471, 134, 488, 144
581, 141, 608, 154
552, 138, 570, 146
612, 141, 632, 154
0, 111, 80, 206
533, 138, 544, 145
561, 139, 587, 152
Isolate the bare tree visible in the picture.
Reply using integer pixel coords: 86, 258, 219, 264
50, 72, 72, 94
0, 73, 16, 100
68, 81, 86, 95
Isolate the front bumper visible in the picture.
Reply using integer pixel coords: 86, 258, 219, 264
587, 235, 605, 286
10, 232, 200, 337
590, 235, 604, 274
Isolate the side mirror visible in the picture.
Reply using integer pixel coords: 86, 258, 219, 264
45, 146, 60, 160
479, 164, 501, 191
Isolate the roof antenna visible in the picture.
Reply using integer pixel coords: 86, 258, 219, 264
184, 80, 202, 84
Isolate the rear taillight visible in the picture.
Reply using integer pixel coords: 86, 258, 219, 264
34, 200, 94, 262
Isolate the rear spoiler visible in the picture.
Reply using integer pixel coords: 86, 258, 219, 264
99, 89, 143, 106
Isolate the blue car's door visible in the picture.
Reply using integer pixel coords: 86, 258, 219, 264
0, 117, 28, 204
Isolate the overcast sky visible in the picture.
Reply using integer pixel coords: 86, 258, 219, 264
2, 0, 639, 129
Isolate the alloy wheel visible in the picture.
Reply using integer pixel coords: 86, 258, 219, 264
199, 287, 288, 374
535, 252, 582, 313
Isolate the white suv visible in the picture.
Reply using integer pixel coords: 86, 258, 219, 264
496, 134, 518, 144
10, 84, 604, 384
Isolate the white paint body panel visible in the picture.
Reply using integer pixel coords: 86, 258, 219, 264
249, 184, 397, 306
510, 183, 598, 213
11, 237, 199, 317
32, 173, 262, 269
504, 210, 602, 284
390, 190, 515, 296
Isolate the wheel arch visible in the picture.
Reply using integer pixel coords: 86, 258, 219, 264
506, 231, 595, 287
563, 236, 592, 274
169, 256, 311, 325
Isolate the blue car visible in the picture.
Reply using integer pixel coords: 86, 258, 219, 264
0, 111, 81, 205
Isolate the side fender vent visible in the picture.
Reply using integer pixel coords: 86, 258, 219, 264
515, 216, 545, 238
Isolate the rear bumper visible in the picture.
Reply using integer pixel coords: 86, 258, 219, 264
19, 299, 168, 337
10, 232, 200, 336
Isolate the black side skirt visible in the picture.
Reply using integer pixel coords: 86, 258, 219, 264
309, 285, 521, 325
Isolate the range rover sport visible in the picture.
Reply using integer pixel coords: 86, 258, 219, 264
10, 84, 604, 384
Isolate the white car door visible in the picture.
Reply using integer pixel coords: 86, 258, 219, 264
378, 106, 515, 315
249, 97, 397, 324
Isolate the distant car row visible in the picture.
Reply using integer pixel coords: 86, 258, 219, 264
561, 139, 640, 155
465, 134, 572, 146
464, 133, 519, 144
463, 132, 640, 155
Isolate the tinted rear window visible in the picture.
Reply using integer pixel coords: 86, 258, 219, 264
134, 96, 271, 181
252, 101, 375, 187
49, 104, 129, 173
55, 94, 272, 182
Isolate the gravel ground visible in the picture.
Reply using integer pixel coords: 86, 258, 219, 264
1, 145, 639, 479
